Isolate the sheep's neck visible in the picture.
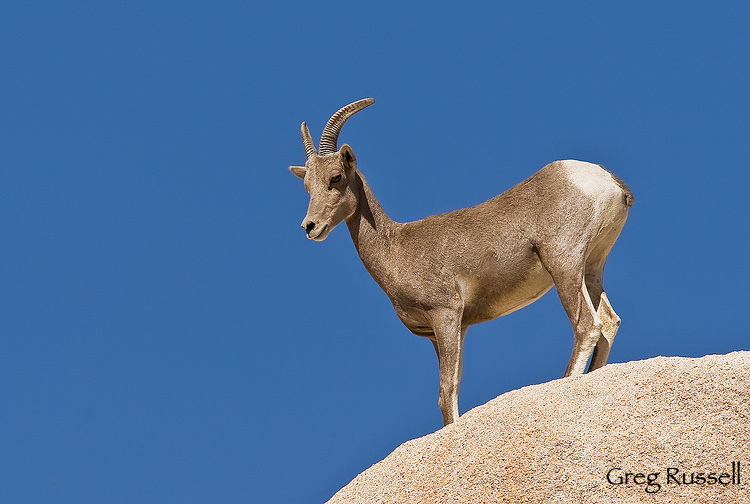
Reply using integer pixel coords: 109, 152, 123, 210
346, 171, 398, 289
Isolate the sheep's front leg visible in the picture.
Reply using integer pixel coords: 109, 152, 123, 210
431, 309, 466, 426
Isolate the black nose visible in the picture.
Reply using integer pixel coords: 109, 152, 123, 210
304, 221, 316, 235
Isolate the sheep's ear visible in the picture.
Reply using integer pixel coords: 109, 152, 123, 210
289, 166, 307, 179
339, 144, 356, 174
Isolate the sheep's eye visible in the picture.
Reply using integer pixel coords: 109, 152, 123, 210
330, 174, 342, 184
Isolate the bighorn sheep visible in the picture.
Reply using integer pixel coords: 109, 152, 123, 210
290, 98, 633, 426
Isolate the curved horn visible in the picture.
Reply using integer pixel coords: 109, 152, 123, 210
301, 122, 318, 159
318, 98, 374, 155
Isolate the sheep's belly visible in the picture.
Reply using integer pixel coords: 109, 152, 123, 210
461, 261, 554, 325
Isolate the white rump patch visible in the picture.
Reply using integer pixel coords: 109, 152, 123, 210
563, 160, 621, 203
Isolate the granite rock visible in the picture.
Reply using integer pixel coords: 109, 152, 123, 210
326, 352, 750, 504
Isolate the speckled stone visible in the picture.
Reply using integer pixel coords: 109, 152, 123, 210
326, 352, 750, 504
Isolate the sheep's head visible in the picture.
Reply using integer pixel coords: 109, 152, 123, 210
290, 98, 373, 241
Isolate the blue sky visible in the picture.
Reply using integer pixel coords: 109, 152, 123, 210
1, 1, 748, 503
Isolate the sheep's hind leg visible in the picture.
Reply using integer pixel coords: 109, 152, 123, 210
559, 278, 603, 376
588, 292, 621, 372
540, 255, 603, 376
583, 259, 621, 372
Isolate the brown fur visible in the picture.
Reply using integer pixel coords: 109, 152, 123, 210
291, 99, 632, 425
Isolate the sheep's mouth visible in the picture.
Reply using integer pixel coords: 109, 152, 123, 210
308, 224, 329, 241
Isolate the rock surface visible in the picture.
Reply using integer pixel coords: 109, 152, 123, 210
326, 352, 750, 504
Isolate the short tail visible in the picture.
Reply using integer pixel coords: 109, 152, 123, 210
599, 164, 634, 207
623, 187, 634, 207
